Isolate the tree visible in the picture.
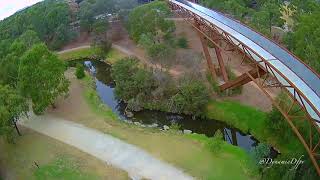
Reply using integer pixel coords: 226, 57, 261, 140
128, 1, 175, 42
79, 1, 95, 32
251, 0, 284, 35
0, 30, 40, 86
0, 85, 28, 143
79, 0, 116, 32
91, 19, 111, 57
285, 11, 320, 73
18, 44, 70, 114
0, 0, 74, 50
201, 0, 251, 19
172, 79, 209, 115
147, 43, 175, 69
111, 58, 139, 100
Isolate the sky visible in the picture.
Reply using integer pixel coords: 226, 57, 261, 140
0, 0, 43, 20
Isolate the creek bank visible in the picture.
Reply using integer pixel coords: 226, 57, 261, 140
68, 59, 279, 155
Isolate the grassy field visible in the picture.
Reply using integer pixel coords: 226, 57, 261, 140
206, 100, 268, 135
58, 47, 97, 61
0, 128, 128, 180
58, 46, 126, 64
206, 100, 304, 155
81, 76, 258, 180
105, 48, 126, 64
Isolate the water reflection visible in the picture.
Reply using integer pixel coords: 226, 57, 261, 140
72, 59, 266, 152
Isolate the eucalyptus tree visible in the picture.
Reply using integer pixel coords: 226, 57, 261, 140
18, 44, 70, 114
0, 85, 28, 143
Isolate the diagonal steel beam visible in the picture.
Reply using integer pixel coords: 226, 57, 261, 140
220, 67, 266, 91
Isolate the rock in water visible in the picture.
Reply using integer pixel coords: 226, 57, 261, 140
163, 125, 170, 131
134, 121, 141, 126
126, 111, 134, 118
183, 130, 192, 134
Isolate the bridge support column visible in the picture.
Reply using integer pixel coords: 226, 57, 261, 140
213, 39, 229, 82
196, 24, 217, 79
231, 129, 238, 146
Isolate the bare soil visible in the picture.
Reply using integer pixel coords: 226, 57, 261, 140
173, 19, 278, 111
61, 19, 278, 111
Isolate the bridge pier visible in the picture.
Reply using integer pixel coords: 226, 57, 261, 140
195, 22, 217, 80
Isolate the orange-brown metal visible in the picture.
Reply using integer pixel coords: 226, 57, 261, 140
195, 22, 217, 79
169, 1, 320, 175
220, 67, 266, 91
214, 42, 228, 82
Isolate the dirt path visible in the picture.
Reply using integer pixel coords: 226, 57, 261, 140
57, 45, 91, 54
19, 115, 193, 180
59, 20, 277, 111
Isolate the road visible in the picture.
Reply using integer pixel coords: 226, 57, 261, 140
19, 114, 194, 180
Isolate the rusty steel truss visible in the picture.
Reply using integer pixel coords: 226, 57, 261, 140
169, 1, 320, 175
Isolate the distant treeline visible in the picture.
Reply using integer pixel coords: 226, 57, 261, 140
0, 0, 75, 50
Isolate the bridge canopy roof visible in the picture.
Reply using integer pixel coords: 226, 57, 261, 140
171, 0, 320, 123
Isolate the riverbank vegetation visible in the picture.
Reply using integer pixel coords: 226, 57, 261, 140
80, 73, 258, 179
112, 57, 209, 115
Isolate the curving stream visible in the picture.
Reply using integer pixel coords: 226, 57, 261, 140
70, 59, 277, 154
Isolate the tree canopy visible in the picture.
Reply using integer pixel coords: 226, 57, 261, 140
18, 44, 70, 114
112, 58, 209, 115
128, 1, 175, 43
285, 11, 320, 73
0, 0, 75, 50
0, 85, 28, 142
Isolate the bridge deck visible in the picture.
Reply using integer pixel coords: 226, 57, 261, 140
170, 0, 320, 124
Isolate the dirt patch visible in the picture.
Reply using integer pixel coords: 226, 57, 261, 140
61, 32, 92, 51
173, 18, 278, 111
62, 18, 278, 111
0, 127, 128, 180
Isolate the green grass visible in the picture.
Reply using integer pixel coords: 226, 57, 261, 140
82, 76, 119, 121
34, 157, 99, 180
206, 100, 304, 155
105, 48, 126, 64
59, 47, 97, 61
0, 128, 128, 180
206, 100, 268, 135
58, 47, 127, 64
80, 76, 259, 180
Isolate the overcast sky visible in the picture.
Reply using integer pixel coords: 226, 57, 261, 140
0, 0, 43, 20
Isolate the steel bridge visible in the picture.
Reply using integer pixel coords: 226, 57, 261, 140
168, 0, 320, 174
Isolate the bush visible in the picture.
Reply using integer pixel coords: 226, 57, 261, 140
112, 58, 209, 115
171, 79, 209, 115
267, 107, 294, 143
250, 143, 270, 167
170, 122, 181, 131
75, 63, 85, 79
176, 37, 188, 48
207, 130, 224, 153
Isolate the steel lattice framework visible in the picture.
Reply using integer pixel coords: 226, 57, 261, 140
168, 0, 320, 175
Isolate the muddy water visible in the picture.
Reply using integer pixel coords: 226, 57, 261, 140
70, 60, 273, 152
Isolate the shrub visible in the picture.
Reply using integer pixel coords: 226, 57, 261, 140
207, 129, 224, 153
75, 63, 85, 79
250, 143, 270, 166
176, 37, 188, 48
170, 122, 181, 131
171, 78, 209, 115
